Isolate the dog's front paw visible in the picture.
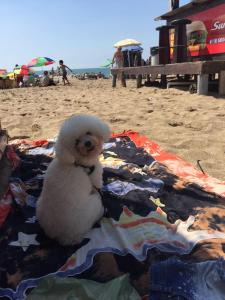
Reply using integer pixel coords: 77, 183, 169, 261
59, 235, 84, 246
94, 181, 103, 190
90, 176, 103, 190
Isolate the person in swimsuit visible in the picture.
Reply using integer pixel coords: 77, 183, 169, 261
112, 47, 124, 68
59, 60, 73, 85
112, 47, 125, 83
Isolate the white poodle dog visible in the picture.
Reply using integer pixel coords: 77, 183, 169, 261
36, 114, 110, 245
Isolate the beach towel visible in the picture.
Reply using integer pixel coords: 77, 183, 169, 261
149, 257, 225, 300
0, 131, 225, 299
0, 145, 20, 226
28, 274, 140, 300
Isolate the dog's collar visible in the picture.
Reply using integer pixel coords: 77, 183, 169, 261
74, 162, 95, 175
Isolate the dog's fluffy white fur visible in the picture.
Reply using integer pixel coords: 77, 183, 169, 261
36, 114, 110, 245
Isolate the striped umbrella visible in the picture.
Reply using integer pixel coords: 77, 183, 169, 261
0, 69, 7, 74
14, 65, 33, 76
27, 57, 55, 67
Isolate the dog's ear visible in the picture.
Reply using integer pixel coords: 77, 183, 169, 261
55, 140, 75, 164
102, 123, 111, 142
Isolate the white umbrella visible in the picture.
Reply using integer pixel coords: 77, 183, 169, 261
114, 38, 141, 48
114, 39, 142, 67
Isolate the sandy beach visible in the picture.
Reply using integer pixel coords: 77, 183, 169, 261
0, 78, 225, 180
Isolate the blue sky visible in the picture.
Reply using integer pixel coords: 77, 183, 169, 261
1, 0, 189, 70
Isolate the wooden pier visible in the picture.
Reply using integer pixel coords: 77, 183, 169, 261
111, 60, 225, 96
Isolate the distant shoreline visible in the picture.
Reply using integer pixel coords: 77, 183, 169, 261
71, 68, 111, 77
36, 67, 111, 77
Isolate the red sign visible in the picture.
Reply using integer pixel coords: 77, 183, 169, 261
186, 3, 225, 57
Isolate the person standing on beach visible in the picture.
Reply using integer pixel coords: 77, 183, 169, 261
112, 47, 124, 68
13, 64, 23, 87
112, 47, 125, 84
59, 60, 73, 85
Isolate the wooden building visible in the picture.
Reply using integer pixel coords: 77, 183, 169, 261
111, 0, 225, 96
156, 0, 225, 61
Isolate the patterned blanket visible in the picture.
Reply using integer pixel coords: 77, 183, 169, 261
0, 131, 225, 299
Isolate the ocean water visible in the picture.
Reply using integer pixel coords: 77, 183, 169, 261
72, 68, 111, 77
36, 67, 111, 77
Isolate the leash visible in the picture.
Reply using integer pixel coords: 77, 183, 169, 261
197, 160, 205, 175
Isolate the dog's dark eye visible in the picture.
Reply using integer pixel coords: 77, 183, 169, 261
86, 132, 92, 135
75, 139, 80, 146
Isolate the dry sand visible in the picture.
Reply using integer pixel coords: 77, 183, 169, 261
0, 78, 225, 180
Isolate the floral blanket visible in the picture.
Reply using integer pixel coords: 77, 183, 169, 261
0, 131, 225, 300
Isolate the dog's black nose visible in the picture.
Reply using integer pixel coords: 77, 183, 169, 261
85, 141, 92, 148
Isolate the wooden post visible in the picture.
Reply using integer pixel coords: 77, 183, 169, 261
171, 19, 192, 63
219, 70, 225, 97
197, 74, 209, 95
121, 72, 126, 87
156, 25, 173, 65
137, 74, 142, 88
112, 74, 117, 88
151, 74, 158, 82
160, 75, 167, 88
146, 74, 150, 83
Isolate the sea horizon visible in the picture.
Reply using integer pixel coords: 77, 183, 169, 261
72, 67, 111, 77
36, 67, 111, 77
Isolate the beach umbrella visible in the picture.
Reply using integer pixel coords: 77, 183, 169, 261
14, 65, 33, 76
0, 74, 7, 79
27, 57, 55, 67
0, 69, 7, 75
0, 69, 7, 79
7, 72, 15, 79
114, 38, 141, 48
114, 40, 142, 67
100, 59, 113, 68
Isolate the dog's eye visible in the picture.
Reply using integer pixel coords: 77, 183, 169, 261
75, 139, 80, 146
86, 132, 92, 135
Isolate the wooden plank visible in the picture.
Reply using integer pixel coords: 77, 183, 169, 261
219, 70, 225, 97
164, 61, 203, 75
202, 61, 225, 74
111, 61, 225, 83
111, 65, 165, 76
156, 0, 223, 21
111, 61, 204, 77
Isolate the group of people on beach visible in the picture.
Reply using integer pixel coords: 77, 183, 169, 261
13, 60, 73, 88
6, 59, 108, 90
41, 60, 73, 87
